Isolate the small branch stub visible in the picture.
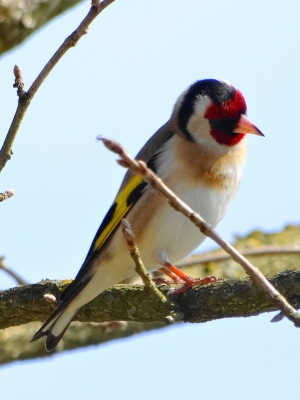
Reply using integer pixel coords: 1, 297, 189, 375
0, 189, 15, 202
270, 312, 285, 323
13, 65, 25, 97
43, 294, 58, 307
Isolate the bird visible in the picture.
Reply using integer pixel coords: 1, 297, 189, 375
31, 79, 263, 351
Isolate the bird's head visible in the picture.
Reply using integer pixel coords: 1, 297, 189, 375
174, 79, 263, 149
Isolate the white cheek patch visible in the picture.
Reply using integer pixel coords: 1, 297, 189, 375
185, 96, 214, 148
186, 106, 218, 150
193, 95, 211, 118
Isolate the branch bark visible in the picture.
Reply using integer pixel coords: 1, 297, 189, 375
0, 0, 83, 55
1, 270, 300, 329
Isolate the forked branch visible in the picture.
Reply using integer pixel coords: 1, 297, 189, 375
0, 0, 116, 173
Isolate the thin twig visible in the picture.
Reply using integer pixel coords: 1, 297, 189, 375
178, 245, 300, 267
0, 189, 14, 202
0, 0, 116, 173
121, 220, 161, 294
100, 137, 300, 327
121, 219, 174, 324
0, 256, 28, 286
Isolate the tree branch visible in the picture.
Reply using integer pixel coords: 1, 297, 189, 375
1, 270, 300, 331
1, 226, 299, 364
180, 245, 300, 267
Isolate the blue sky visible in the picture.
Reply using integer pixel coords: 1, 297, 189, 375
1, 1, 299, 398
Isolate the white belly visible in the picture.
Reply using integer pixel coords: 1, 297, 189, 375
138, 182, 237, 267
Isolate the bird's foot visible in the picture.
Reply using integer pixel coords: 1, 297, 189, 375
171, 275, 224, 295
160, 262, 224, 295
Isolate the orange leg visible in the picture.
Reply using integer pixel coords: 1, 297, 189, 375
160, 261, 223, 294
156, 266, 184, 284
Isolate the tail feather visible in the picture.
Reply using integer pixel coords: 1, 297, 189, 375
32, 273, 92, 351
45, 309, 79, 352
31, 307, 79, 352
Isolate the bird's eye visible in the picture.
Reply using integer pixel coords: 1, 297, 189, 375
209, 118, 238, 134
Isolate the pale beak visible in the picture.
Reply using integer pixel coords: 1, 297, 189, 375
233, 114, 264, 136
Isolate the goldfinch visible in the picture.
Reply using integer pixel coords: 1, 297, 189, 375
32, 79, 263, 351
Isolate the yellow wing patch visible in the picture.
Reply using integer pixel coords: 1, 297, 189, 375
92, 174, 145, 252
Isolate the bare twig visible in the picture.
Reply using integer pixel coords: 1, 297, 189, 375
179, 245, 300, 267
0, 189, 14, 202
100, 137, 300, 327
0, 0, 116, 173
0, 256, 28, 286
121, 219, 174, 324
121, 219, 162, 293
